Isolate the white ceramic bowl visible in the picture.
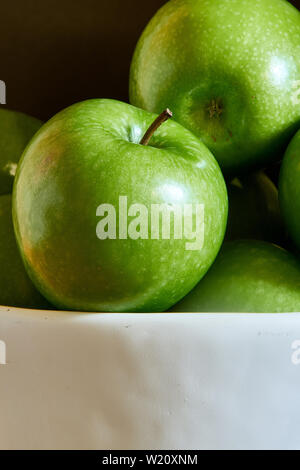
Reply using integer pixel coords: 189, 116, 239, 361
0, 306, 300, 450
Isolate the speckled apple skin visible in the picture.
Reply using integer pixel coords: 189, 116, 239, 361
171, 240, 300, 313
12, 99, 228, 313
130, 0, 300, 177
279, 130, 300, 251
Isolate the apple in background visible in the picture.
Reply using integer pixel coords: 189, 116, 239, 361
0, 195, 50, 309
130, 0, 300, 177
279, 129, 300, 252
13, 99, 228, 313
226, 172, 285, 245
0, 108, 42, 195
171, 240, 300, 313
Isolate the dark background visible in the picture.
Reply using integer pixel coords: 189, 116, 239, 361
0, 0, 299, 121
1, 0, 168, 120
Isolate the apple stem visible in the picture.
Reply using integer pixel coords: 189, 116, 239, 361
140, 109, 173, 146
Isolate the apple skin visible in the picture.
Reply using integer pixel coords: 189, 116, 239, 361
13, 99, 228, 313
226, 172, 285, 245
279, 129, 300, 252
130, 0, 300, 176
0, 108, 42, 195
0, 194, 50, 309
171, 240, 300, 313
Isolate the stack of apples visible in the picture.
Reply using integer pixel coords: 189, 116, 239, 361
1, 0, 300, 313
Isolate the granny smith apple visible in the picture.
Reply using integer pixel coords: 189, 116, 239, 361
130, 0, 300, 176
171, 240, 300, 313
226, 172, 285, 245
0, 108, 42, 195
0, 194, 50, 309
13, 99, 228, 313
279, 129, 300, 252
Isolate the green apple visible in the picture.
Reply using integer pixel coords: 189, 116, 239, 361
226, 172, 285, 245
130, 0, 300, 176
171, 240, 300, 313
13, 99, 228, 313
0, 108, 42, 195
0, 194, 50, 309
279, 129, 300, 251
